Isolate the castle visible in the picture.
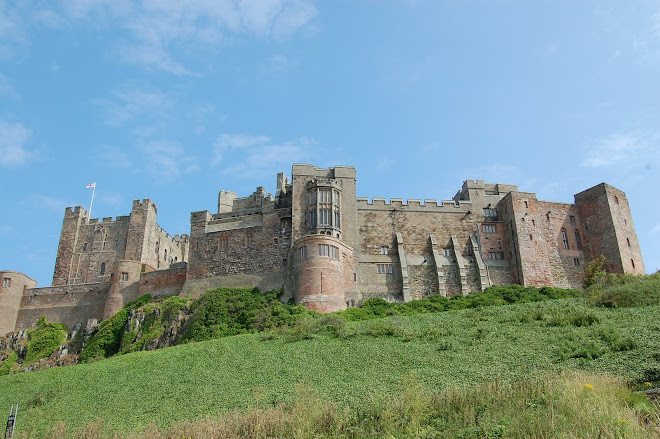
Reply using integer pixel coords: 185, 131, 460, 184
0, 164, 646, 335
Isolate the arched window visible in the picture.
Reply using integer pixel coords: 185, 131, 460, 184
561, 229, 569, 249
100, 262, 106, 275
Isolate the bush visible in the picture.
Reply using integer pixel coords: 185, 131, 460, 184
24, 317, 67, 364
587, 272, 660, 308
0, 352, 18, 376
181, 288, 298, 342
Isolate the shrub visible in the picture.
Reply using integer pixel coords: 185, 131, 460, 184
587, 272, 660, 308
0, 352, 18, 376
24, 317, 67, 364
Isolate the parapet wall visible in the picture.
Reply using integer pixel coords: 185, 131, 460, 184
139, 265, 187, 297
16, 282, 110, 331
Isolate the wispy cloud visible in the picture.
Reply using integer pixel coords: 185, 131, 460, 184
651, 224, 660, 235
0, 120, 32, 166
213, 133, 271, 165
59, 0, 318, 74
94, 84, 173, 127
582, 130, 660, 169
212, 133, 330, 176
138, 139, 199, 181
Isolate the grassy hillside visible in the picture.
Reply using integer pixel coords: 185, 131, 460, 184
0, 297, 658, 437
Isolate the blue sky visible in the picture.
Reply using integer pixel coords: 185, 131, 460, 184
1, 0, 659, 287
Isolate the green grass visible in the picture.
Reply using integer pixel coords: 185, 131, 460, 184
1, 298, 659, 437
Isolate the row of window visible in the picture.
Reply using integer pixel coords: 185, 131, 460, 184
296, 244, 340, 260
308, 209, 341, 228
377, 263, 393, 274
318, 244, 339, 259
489, 252, 505, 260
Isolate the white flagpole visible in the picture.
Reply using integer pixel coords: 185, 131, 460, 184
88, 183, 96, 219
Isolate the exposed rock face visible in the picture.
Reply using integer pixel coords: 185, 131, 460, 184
124, 306, 190, 351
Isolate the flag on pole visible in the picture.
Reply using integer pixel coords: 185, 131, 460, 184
86, 183, 96, 188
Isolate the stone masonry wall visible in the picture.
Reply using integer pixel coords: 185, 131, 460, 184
499, 192, 586, 289
15, 282, 110, 331
138, 265, 187, 297
187, 208, 291, 281
356, 199, 510, 300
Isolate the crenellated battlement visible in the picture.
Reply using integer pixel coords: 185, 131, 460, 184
357, 197, 472, 211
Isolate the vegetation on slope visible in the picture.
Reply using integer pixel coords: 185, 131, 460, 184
0, 297, 658, 437
50, 371, 655, 439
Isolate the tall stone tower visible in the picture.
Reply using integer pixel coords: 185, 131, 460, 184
289, 165, 359, 312
52, 206, 89, 286
575, 183, 645, 274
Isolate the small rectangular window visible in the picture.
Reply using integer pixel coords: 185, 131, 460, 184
83, 242, 88, 251
380, 246, 389, 255
2, 278, 10, 287
569, 216, 576, 224
297, 246, 307, 260
488, 252, 504, 260
244, 233, 254, 247
524, 201, 528, 208
121, 272, 129, 281
114, 240, 119, 250
218, 236, 229, 250
102, 241, 107, 250
482, 225, 496, 233
573, 258, 580, 266
442, 248, 451, 257
377, 263, 393, 274
483, 208, 498, 217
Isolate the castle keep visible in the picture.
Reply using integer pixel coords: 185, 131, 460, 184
0, 164, 645, 334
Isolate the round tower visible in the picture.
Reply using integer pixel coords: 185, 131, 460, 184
102, 260, 143, 320
0, 271, 37, 335
292, 235, 353, 312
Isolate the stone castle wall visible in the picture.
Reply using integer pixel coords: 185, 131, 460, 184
1, 164, 647, 334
